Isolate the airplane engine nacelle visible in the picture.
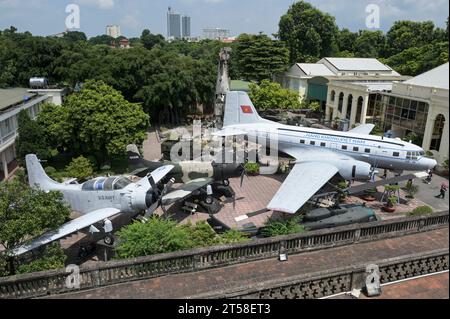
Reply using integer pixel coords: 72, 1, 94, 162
334, 160, 372, 181
130, 190, 151, 212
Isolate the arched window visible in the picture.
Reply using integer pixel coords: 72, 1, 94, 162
346, 94, 353, 120
356, 97, 364, 123
330, 90, 336, 102
430, 114, 445, 152
338, 93, 344, 114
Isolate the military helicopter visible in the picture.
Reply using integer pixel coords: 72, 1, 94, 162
10, 154, 175, 257
127, 144, 248, 214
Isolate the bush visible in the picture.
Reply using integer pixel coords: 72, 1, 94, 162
244, 162, 260, 175
219, 230, 249, 244
44, 166, 57, 175
404, 181, 419, 198
408, 206, 434, 217
65, 156, 94, 181
16, 243, 66, 275
262, 216, 305, 238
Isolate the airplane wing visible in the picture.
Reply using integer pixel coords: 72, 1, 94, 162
130, 167, 150, 178
10, 208, 121, 257
267, 162, 339, 214
162, 178, 214, 205
349, 124, 375, 135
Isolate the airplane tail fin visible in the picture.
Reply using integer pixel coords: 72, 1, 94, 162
223, 91, 266, 127
127, 144, 143, 167
25, 154, 60, 190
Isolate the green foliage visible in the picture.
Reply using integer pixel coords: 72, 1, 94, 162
403, 132, 423, 146
244, 162, 260, 175
408, 206, 434, 217
38, 80, 149, 161
16, 243, 66, 275
140, 29, 165, 50
385, 185, 401, 193
115, 218, 249, 259
386, 21, 437, 56
234, 33, 289, 82
443, 159, 449, 171
0, 180, 71, 275
387, 196, 399, 207
354, 30, 387, 58
278, 1, 339, 62
16, 110, 51, 161
404, 181, 419, 199
65, 156, 94, 181
262, 216, 305, 238
307, 101, 321, 112
249, 80, 301, 110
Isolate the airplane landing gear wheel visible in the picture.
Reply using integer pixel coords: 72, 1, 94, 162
223, 179, 230, 187
104, 234, 115, 246
205, 196, 214, 205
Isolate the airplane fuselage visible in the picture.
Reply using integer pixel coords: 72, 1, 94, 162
227, 121, 436, 174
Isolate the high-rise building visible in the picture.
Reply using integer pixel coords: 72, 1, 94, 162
202, 28, 230, 40
182, 15, 191, 39
167, 7, 181, 40
106, 25, 121, 38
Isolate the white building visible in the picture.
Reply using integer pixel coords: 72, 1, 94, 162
0, 88, 67, 181
276, 58, 406, 113
326, 63, 449, 166
106, 25, 121, 39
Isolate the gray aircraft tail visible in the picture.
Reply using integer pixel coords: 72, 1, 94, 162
223, 91, 267, 127
25, 154, 60, 190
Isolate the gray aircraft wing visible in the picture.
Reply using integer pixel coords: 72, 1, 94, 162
267, 162, 339, 214
10, 208, 121, 257
162, 178, 214, 205
349, 124, 375, 135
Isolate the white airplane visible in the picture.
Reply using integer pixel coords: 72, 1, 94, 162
10, 154, 174, 256
215, 91, 437, 214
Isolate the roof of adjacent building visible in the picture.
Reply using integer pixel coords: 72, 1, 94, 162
323, 57, 394, 72
0, 88, 37, 111
297, 63, 335, 77
404, 63, 449, 90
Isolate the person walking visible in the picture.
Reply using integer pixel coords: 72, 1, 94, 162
425, 169, 433, 184
436, 182, 448, 199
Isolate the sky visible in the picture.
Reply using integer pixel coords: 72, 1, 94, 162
0, 0, 448, 38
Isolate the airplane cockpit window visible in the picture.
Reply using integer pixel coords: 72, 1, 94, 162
114, 177, 132, 190
103, 177, 117, 191
82, 180, 96, 191
406, 152, 420, 160
94, 178, 107, 191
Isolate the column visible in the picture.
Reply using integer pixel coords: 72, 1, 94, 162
1, 152, 8, 180
422, 111, 435, 151
341, 93, 349, 120
349, 95, 358, 127
360, 94, 369, 124
438, 117, 449, 165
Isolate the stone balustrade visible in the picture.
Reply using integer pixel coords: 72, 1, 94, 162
0, 211, 448, 299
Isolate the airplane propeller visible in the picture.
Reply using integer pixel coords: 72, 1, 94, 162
239, 164, 249, 188
144, 176, 175, 219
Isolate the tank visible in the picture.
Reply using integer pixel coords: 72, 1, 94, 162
302, 206, 378, 231
29, 77, 49, 89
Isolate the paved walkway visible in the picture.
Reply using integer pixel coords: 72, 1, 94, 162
51, 228, 448, 299
362, 272, 449, 299
142, 130, 162, 161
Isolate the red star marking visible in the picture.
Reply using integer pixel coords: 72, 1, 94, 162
241, 105, 253, 114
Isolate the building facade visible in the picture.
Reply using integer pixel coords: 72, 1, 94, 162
106, 25, 121, 39
202, 28, 230, 40
0, 88, 66, 182
167, 7, 181, 40
276, 58, 406, 112
182, 15, 191, 39
325, 63, 449, 166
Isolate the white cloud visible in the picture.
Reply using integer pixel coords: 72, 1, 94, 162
77, 0, 115, 10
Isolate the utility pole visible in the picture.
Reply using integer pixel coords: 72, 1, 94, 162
214, 47, 231, 129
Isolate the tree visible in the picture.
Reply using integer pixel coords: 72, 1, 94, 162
386, 21, 437, 56
38, 80, 149, 161
354, 30, 387, 58
0, 180, 71, 275
337, 28, 358, 53
16, 243, 66, 275
234, 33, 289, 82
88, 34, 115, 46
16, 110, 51, 161
65, 156, 94, 181
62, 31, 87, 43
140, 29, 165, 50
249, 80, 301, 110
278, 1, 339, 62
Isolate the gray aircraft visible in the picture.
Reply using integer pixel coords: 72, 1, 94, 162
215, 91, 437, 214
10, 154, 174, 256
127, 144, 247, 214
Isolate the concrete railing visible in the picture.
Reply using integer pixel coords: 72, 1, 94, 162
0, 211, 448, 299
201, 249, 449, 299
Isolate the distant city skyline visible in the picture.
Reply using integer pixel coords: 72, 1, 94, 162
0, 0, 448, 39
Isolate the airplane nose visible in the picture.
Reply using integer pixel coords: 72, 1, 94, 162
422, 158, 438, 170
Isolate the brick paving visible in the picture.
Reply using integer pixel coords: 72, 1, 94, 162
142, 130, 162, 161
360, 272, 449, 299
50, 227, 449, 299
